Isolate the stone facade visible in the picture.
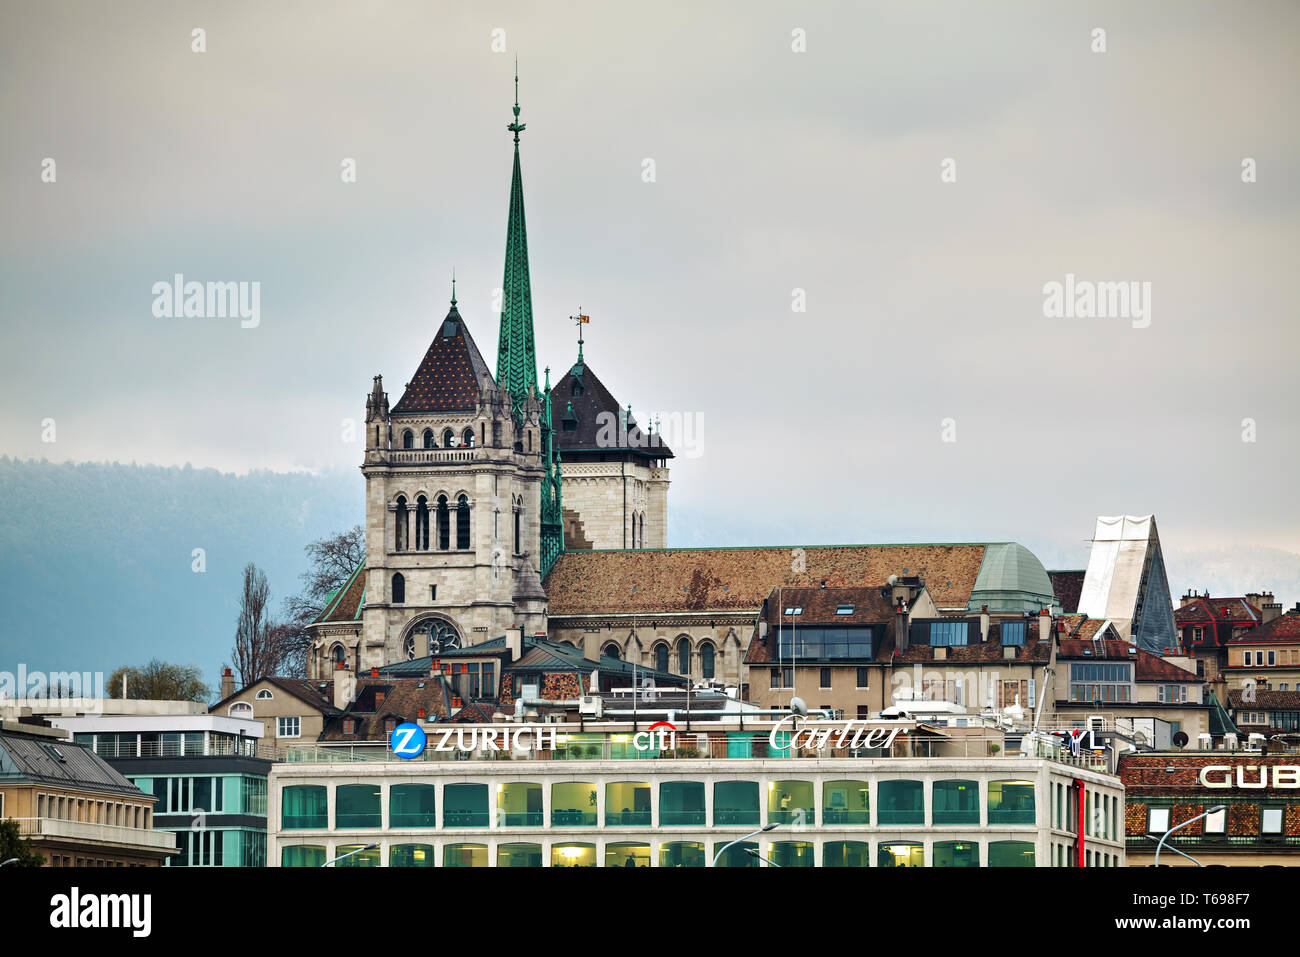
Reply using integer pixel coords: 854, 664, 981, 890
558, 461, 669, 550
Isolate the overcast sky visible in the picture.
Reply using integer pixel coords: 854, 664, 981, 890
2, 0, 1297, 577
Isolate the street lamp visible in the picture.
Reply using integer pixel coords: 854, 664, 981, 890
712, 822, 778, 867
745, 847, 781, 867
322, 842, 379, 867
1154, 805, 1226, 867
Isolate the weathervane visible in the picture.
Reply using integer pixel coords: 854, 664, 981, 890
508, 58, 525, 143
571, 308, 589, 361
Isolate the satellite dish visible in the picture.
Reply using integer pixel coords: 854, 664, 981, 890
790, 696, 808, 716
1173, 731, 1190, 748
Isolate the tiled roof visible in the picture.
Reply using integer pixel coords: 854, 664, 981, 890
1056, 638, 1199, 682
1229, 612, 1300, 643
762, 586, 896, 625
0, 730, 147, 798
319, 676, 449, 740
545, 544, 989, 616
1047, 570, 1086, 614
894, 620, 1051, 664
209, 675, 340, 715
549, 360, 672, 458
314, 562, 366, 624
1227, 689, 1300, 711
391, 304, 497, 414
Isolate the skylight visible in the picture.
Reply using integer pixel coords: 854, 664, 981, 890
836, 605, 855, 615
784, 607, 803, 616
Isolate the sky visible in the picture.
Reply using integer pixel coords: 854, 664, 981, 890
2, 1, 1298, 584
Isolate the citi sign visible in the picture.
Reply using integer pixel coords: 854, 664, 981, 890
1199, 765, 1300, 789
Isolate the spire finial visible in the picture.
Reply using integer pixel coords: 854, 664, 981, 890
572, 308, 589, 363
508, 59, 525, 143
450, 267, 457, 306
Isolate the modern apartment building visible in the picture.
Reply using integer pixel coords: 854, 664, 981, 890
46, 706, 271, 867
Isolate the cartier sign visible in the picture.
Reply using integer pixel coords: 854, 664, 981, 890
1199, 765, 1300, 789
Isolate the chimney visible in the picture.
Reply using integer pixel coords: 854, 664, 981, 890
1262, 593, 1282, 625
980, 605, 990, 642
220, 667, 234, 701
1038, 608, 1052, 646
417, 706, 427, 720
430, 658, 441, 678
506, 628, 523, 662
333, 661, 356, 710
370, 667, 379, 678
894, 597, 909, 652
1179, 589, 1200, 608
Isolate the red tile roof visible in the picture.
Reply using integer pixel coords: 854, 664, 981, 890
1229, 612, 1300, 644
1047, 570, 1085, 614
1056, 638, 1199, 682
545, 544, 988, 616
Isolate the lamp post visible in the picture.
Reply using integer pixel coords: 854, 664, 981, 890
322, 842, 379, 867
1154, 805, 1226, 867
744, 847, 781, 867
712, 822, 778, 867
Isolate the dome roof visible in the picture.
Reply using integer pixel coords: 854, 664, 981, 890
966, 542, 1059, 613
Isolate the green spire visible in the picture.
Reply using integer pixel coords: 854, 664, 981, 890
497, 62, 538, 408
450, 268, 457, 307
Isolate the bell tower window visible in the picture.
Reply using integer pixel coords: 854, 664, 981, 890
456, 494, 471, 550
402, 430, 414, 449
436, 495, 450, 550
463, 428, 476, 448
443, 428, 455, 448
391, 572, 405, 604
395, 496, 408, 552
415, 495, 429, 551
423, 429, 435, 449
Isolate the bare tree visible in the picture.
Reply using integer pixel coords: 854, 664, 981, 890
108, 660, 210, 702
277, 525, 365, 677
230, 562, 281, 686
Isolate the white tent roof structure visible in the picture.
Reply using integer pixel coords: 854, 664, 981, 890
1077, 515, 1178, 653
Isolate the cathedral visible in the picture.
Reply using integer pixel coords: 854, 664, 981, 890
305, 80, 1091, 695
306, 79, 674, 679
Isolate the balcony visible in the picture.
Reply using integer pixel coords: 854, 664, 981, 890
13, 817, 177, 852
604, 810, 652, 827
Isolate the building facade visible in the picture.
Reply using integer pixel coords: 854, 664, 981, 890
269, 723, 1124, 868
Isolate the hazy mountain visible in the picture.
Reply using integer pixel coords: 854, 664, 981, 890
0, 457, 363, 686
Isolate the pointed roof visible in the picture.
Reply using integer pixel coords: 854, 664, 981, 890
496, 72, 539, 406
549, 360, 674, 458
392, 301, 497, 414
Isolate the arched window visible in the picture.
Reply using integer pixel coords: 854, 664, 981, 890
436, 495, 450, 550
415, 495, 429, 551
654, 644, 669, 673
676, 637, 691, 675
443, 428, 455, 448
402, 430, 414, 449
639, 514, 645, 548
456, 494, 471, 550
513, 503, 521, 554
423, 429, 435, 449
395, 496, 408, 552
602, 644, 621, 660
331, 645, 346, 668
462, 428, 475, 448
392, 572, 405, 604
630, 514, 636, 549
492, 421, 502, 447
700, 642, 715, 680
256, 689, 274, 700
229, 702, 253, 717
527, 430, 532, 451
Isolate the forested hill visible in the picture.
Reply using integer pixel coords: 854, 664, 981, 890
0, 457, 362, 684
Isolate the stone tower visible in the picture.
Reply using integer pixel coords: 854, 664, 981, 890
548, 332, 672, 551
352, 78, 557, 669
